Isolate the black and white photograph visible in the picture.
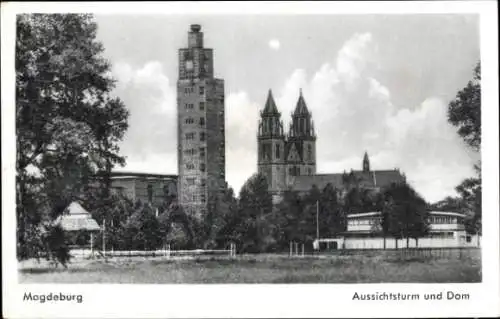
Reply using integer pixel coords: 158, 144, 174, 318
2, 1, 499, 318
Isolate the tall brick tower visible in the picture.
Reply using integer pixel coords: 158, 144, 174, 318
286, 89, 316, 180
177, 24, 225, 219
257, 90, 286, 195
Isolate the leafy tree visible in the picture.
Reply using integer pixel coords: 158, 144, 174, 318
122, 202, 162, 250
276, 189, 305, 248
447, 62, 482, 234
381, 183, 429, 248
321, 183, 345, 237
16, 14, 129, 263
448, 62, 481, 152
234, 174, 273, 253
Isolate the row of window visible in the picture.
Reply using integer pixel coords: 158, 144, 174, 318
260, 144, 313, 161
185, 132, 206, 141
188, 193, 207, 203
429, 217, 458, 224
349, 218, 381, 226
185, 117, 205, 125
186, 178, 207, 187
185, 162, 206, 171
184, 102, 205, 111
183, 86, 205, 95
184, 147, 206, 157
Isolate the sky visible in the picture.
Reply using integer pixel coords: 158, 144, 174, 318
94, 14, 480, 203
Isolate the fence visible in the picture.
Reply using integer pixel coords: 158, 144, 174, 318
70, 242, 237, 259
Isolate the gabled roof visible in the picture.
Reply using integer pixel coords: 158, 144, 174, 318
262, 89, 280, 115
55, 202, 101, 232
293, 89, 310, 116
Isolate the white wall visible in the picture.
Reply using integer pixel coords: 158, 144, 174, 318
342, 234, 481, 249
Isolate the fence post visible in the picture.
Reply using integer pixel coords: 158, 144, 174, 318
289, 241, 292, 257
301, 244, 304, 257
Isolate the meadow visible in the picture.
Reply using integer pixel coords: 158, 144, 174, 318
18, 248, 481, 284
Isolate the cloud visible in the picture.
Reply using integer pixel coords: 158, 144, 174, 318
111, 61, 177, 174
241, 32, 476, 202
225, 91, 261, 193
268, 39, 281, 50
110, 33, 478, 203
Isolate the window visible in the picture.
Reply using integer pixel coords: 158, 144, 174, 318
199, 117, 205, 126
201, 194, 206, 203
199, 147, 206, 157
185, 163, 195, 170
185, 132, 195, 140
199, 102, 205, 110
185, 117, 194, 124
200, 132, 206, 141
275, 144, 280, 159
201, 179, 206, 187
185, 103, 194, 110
308, 144, 312, 160
308, 168, 312, 175
186, 178, 195, 186
199, 86, 205, 95
184, 87, 194, 94
466, 236, 472, 243
200, 163, 206, 172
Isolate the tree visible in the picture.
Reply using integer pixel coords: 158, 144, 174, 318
381, 183, 429, 248
122, 202, 162, 250
16, 14, 129, 263
448, 62, 481, 152
319, 183, 346, 238
234, 174, 273, 253
447, 61, 482, 234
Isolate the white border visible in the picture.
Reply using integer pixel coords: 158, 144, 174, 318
2, 2, 499, 318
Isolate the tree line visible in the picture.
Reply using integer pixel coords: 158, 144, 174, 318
78, 173, 429, 255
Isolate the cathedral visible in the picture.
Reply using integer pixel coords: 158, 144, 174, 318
257, 89, 406, 198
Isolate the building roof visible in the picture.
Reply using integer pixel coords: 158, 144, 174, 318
262, 89, 280, 115
106, 171, 177, 180
290, 174, 344, 192
289, 168, 405, 193
55, 202, 101, 232
347, 212, 381, 218
429, 211, 467, 218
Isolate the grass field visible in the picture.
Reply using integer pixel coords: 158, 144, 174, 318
19, 249, 481, 284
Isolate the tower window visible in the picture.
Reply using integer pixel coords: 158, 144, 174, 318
199, 117, 205, 126
199, 86, 205, 95
185, 163, 195, 170
200, 132, 206, 141
199, 102, 205, 110
276, 144, 280, 159
199, 147, 206, 157
185, 117, 194, 124
185, 132, 195, 140
308, 144, 312, 160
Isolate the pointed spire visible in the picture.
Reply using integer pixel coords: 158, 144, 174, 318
363, 151, 370, 172
263, 89, 279, 115
293, 88, 310, 116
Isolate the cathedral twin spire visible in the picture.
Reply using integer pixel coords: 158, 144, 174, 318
259, 89, 316, 139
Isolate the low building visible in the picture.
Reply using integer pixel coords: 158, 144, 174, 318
315, 211, 480, 250
108, 172, 178, 209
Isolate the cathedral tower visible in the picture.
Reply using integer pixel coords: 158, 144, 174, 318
177, 24, 225, 219
286, 89, 316, 181
257, 90, 286, 194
